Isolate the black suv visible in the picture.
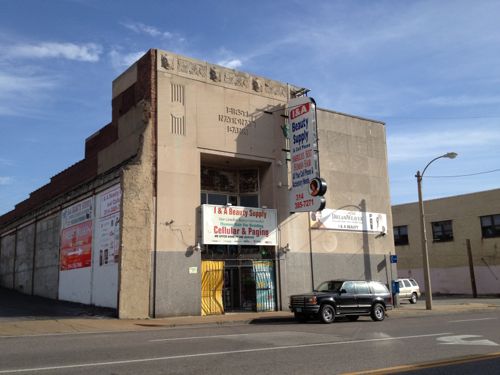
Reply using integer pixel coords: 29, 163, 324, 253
289, 280, 393, 323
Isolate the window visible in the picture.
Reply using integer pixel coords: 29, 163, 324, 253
342, 281, 356, 294
239, 194, 259, 207
394, 225, 409, 246
370, 282, 389, 294
354, 281, 370, 294
432, 220, 453, 242
480, 214, 500, 238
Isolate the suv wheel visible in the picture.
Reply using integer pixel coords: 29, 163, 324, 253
410, 293, 418, 304
371, 303, 385, 321
319, 304, 336, 324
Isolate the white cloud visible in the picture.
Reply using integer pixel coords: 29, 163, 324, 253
109, 49, 146, 71
421, 95, 500, 107
0, 72, 56, 94
0, 71, 58, 116
6, 42, 102, 62
122, 22, 173, 39
0, 177, 13, 185
387, 125, 500, 163
217, 58, 242, 69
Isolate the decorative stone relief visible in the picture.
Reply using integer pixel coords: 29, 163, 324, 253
209, 66, 221, 82
224, 71, 249, 89
273, 84, 287, 98
178, 58, 207, 78
252, 78, 263, 93
161, 54, 174, 70
264, 81, 287, 98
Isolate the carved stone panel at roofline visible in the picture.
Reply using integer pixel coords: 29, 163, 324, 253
161, 54, 174, 70
252, 78, 263, 93
178, 58, 207, 78
157, 50, 302, 100
223, 71, 249, 89
264, 81, 287, 98
209, 66, 221, 82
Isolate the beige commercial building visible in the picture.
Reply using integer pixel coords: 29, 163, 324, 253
393, 189, 500, 296
0, 49, 395, 318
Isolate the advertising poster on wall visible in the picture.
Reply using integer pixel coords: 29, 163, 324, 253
310, 209, 388, 234
95, 185, 122, 267
96, 212, 120, 266
60, 197, 94, 271
61, 197, 93, 229
202, 204, 277, 245
60, 220, 93, 270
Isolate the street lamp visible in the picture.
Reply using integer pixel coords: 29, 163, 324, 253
416, 152, 457, 310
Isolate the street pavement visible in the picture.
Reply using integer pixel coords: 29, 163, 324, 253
1, 287, 499, 337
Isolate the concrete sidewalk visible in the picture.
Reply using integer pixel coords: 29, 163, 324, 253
1, 287, 499, 337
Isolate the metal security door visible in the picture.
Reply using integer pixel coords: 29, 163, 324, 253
253, 260, 276, 312
201, 261, 224, 316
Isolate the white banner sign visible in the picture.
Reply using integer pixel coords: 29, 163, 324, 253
202, 204, 277, 245
310, 209, 388, 234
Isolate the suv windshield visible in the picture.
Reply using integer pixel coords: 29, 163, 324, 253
316, 281, 344, 292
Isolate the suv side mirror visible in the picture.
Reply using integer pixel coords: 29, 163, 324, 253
340, 289, 347, 294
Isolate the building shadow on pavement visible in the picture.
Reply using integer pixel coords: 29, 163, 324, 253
0, 287, 116, 320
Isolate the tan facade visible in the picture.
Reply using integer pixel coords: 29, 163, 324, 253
393, 189, 500, 295
0, 49, 395, 318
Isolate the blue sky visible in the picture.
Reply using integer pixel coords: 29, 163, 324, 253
1, 0, 500, 215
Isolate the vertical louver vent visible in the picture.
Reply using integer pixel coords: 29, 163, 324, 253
171, 115, 186, 136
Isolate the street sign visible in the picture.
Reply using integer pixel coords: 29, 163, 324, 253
390, 255, 398, 264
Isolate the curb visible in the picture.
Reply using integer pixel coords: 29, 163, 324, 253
1, 303, 498, 337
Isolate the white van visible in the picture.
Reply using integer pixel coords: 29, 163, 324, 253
396, 278, 421, 304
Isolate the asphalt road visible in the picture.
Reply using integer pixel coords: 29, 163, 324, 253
1, 310, 499, 374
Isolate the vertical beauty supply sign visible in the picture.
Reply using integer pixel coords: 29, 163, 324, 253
287, 96, 326, 212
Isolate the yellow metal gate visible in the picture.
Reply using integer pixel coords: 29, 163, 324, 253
201, 261, 224, 316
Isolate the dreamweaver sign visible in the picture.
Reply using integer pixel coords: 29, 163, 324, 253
202, 204, 277, 245
310, 209, 388, 234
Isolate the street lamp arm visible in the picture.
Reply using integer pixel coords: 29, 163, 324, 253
419, 152, 458, 178
421, 155, 445, 177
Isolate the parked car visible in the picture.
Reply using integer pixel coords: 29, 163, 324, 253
289, 280, 393, 324
396, 278, 421, 304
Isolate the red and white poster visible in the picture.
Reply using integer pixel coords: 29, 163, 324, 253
60, 197, 94, 271
60, 220, 93, 270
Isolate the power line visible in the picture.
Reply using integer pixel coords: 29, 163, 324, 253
426, 168, 500, 178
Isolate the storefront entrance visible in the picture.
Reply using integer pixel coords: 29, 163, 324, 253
200, 165, 277, 314
201, 258, 276, 314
